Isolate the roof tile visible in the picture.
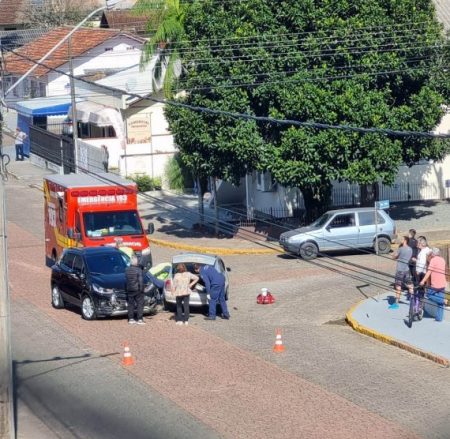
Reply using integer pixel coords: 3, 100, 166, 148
3, 26, 139, 77
0, 0, 26, 26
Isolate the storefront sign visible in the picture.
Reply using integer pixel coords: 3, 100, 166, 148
126, 113, 151, 144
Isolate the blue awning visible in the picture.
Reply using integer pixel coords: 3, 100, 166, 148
12, 97, 74, 116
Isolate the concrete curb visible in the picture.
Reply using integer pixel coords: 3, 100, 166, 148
149, 237, 281, 255
346, 301, 449, 367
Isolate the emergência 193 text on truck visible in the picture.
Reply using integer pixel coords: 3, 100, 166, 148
44, 173, 154, 267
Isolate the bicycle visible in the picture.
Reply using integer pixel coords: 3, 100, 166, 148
407, 285, 424, 328
0, 151, 10, 181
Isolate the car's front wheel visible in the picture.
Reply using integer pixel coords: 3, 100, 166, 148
375, 237, 391, 254
51, 284, 65, 309
299, 242, 319, 260
81, 295, 97, 320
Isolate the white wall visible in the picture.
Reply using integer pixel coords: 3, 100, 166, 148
121, 98, 176, 180
246, 172, 302, 217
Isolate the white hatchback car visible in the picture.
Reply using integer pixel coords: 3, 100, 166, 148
163, 253, 230, 309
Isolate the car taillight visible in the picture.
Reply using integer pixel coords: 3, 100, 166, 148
164, 279, 172, 291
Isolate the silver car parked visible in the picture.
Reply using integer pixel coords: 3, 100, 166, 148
163, 253, 230, 309
279, 207, 397, 260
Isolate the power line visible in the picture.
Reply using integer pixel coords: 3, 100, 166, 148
21, 145, 447, 312
6, 48, 450, 140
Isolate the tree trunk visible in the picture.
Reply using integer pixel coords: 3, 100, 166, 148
210, 176, 219, 236
301, 184, 332, 223
197, 176, 204, 226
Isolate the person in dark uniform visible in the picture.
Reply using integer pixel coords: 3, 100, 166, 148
194, 263, 230, 321
125, 255, 145, 325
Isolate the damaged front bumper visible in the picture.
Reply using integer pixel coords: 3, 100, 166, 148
95, 292, 157, 317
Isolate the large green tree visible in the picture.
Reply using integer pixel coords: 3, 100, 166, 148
164, 0, 449, 215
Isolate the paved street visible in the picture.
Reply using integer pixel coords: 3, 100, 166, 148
5, 162, 450, 438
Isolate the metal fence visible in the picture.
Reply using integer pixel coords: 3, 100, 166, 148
331, 182, 449, 207
29, 125, 75, 173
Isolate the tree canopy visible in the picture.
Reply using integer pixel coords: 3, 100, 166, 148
22, 0, 96, 29
159, 0, 450, 211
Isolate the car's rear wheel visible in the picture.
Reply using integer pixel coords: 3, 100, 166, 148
81, 295, 97, 320
376, 237, 391, 254
51, 284, 64, 309
299, 242, 319, 260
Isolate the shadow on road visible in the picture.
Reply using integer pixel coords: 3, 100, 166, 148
13, 351, 120, 438
389, 200, 438, 221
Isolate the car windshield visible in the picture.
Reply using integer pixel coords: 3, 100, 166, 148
83, 210, 143, 238
311, 213, 331, 227
85, 252, 130, 275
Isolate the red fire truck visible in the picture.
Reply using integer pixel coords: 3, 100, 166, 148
44, 173, 153, 266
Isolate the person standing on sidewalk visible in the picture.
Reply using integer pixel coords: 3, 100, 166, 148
390, 236, 414, 309
194, 264, 230, 320
173, 263, 198, 325
415, 236, 431, 286
101, 144, 109, 172
126, 255, 145, 325
407, 229, 418, 283
15, 127, 27, 161
419, 247, 448, 322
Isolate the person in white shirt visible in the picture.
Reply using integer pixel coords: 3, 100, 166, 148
15, 128, 27, 161
415, 236, 431, 286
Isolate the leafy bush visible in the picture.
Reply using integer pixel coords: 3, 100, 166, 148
130, 174, 162, 192
165, 153, 193, 191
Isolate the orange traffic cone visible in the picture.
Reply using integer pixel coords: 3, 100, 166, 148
122, 342, 134, 366
273, 329, 285, 353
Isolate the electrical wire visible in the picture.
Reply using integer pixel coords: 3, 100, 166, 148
3, 127, 445, 311
26, 146, 447, 311
6, 49, 450, 140
4, 44, 450, 281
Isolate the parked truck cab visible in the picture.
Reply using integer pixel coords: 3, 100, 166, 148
44, 173, 153, 267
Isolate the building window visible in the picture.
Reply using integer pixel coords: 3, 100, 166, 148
39, 82, 46, 97
23, 79, 30, 97
30, 80, 38, 98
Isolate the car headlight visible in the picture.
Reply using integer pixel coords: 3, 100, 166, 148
92, 284, 114, 294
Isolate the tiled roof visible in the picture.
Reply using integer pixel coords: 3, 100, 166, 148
0, 0, 26, 25
434, 0, 450, 31
100, 10, 150, 34
3, 26, 142, 77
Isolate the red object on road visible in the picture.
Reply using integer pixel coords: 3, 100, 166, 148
257, 291, 275, 304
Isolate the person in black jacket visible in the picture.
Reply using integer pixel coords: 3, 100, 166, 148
408, 228, 418, 284
126, 255, 145, 325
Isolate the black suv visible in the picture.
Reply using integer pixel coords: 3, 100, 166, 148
51, 247, 157, 320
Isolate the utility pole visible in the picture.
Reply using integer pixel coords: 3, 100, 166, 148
211, 176, 219, 236
0, 35, 14, 439
0, 178, 14, 439
69, 37, 78, 173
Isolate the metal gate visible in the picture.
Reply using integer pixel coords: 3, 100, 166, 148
62, 136, 74, 174
29, 126, 75, 173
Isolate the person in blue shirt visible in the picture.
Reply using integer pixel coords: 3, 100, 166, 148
194, 264, 230, 320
